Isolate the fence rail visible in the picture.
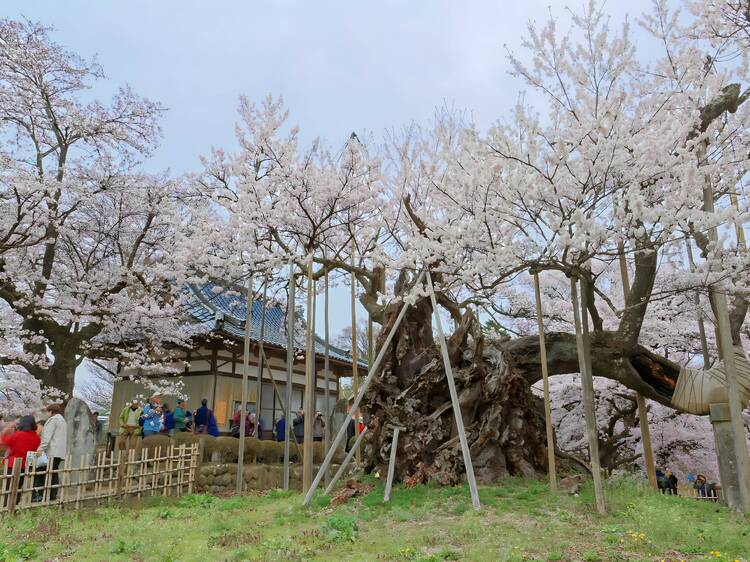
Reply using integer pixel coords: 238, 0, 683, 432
0, 443, 199, 515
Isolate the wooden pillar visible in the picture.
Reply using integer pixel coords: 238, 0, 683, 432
302, 259, 315, 493
323, 266, 332, 485
617, 243, 657, 491
350, 248, 360, 463
236, 275, 253, 494
701, 143, 750, 512
532, 272, 557, 492
255, 277, 268, 438
425, 270, 481, 510
570, 277, 606, 514
210, 347, 219, 413
283, 263, 296, 490
303, 271, 426, 505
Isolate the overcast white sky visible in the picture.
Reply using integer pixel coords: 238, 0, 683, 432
2, 1, 651, 392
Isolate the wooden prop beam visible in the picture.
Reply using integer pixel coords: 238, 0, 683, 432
323, 266, 331, 486
570, 277, 606, 514
283, 264, 296, 490
350, 248, 361, 464
303, 270, 425, 505
302, 260, 316, 493
684, 240, 711, 365
255, 277, 268, 438
323, 426, 369, 496
425, 270, 481, 510
383, 427, 402, 502
702, 149, 750, 512
236, 275, 253, 493
532, 272, 557, 492
617, 244, 657, 491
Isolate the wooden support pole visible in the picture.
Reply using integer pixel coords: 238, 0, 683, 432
302, 258, 315, 493
532, 272, 557, 492
383, 427, 401, 502
685, 240, 711, 365
323, 426, 368, 496
236, 274, 253, 494
255, 277, 268, 438
350, 248, 361, 464
570, 277, 606, 514
425, 270, 481, 510
617, 244, 658, 491
323, 266, 332, 486
303, 271, 425, 505
701, 145, 750, 512
283, 263, 296, 490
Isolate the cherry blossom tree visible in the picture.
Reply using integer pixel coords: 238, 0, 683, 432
0, 19, 195, 397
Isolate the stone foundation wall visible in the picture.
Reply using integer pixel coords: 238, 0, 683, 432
197, 463, 341, 493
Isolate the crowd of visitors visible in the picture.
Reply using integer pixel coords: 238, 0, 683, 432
1, 403, 68, 503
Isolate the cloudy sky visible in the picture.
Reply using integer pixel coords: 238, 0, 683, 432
2, 1, 650, 392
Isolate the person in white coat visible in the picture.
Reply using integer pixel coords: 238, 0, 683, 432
36, 403, 68, 501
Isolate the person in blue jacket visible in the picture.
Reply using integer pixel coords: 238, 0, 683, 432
275, 414, 286, 442
141, 396, 162, 436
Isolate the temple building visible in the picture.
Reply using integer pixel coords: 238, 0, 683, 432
110, 284, 358, 436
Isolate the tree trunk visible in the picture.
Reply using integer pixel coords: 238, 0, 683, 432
362, 295, 548, 484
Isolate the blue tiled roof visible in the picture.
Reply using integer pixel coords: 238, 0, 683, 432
184, 283, 363, 367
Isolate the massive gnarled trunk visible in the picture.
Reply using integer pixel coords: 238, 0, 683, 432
360, 291, 736, 485
362, 294, 548, 484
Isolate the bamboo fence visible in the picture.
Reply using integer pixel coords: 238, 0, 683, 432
0, 443, 199, 515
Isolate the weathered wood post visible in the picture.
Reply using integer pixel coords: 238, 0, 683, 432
283, 262, 296, 490
323, 266, 332, 486
302, 258, 316, 493
531, 271, 557, 492
255, 276, 268, 439
350, 246, 361, 464
570, 276, 606, 514
236, 274, 253, 493
701, 143, 750, 512
303, 271, 425, 505
425, 270, 481, 510
617, 243, 658, 491
383, 427, 402, 502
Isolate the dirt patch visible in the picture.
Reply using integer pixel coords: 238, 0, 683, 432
208, 531, 260, 548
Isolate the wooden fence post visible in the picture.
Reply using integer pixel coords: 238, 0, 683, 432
7, 458, 22, 516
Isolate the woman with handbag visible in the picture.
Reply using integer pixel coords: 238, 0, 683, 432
36, 403, 68, 501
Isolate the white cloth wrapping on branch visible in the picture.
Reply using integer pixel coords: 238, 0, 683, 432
671, 346, 750, 415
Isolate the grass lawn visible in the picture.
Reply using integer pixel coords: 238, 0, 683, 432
0, 476, 748, 561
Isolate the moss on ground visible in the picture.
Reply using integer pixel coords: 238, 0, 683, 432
0, 477, 748, 561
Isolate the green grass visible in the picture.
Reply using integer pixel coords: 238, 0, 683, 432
0, 477, 748, 561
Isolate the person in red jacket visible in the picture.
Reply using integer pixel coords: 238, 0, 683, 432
2, 415, 41, 471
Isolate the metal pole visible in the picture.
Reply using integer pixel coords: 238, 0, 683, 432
323, 426, 369, 496
236, 274, 253, 494
323, 266, 331, 486
617, 244, 657, 491
350, 247, 360, 464
283, 263, 295, 490
383, 427, 401, 502
255, 277, 267, 438
532, 272, 557, 492
425, 270, 481, 510
303, 270, 425, 505
570, 277, 606, 514
302, 259, 315, 493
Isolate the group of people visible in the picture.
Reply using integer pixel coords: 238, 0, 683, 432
118, 396, 220, 450
1, 404, 68, 501
656, 467, 721, 499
